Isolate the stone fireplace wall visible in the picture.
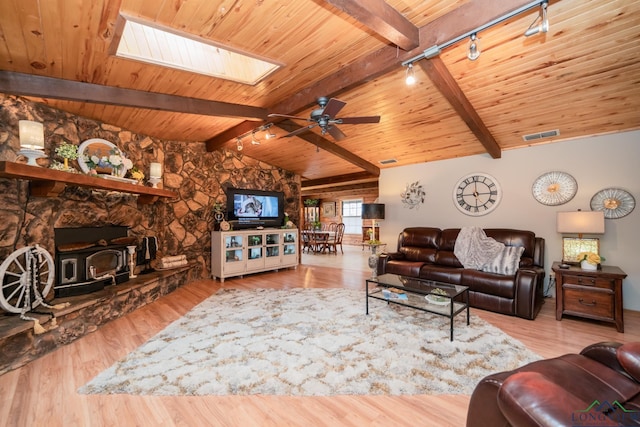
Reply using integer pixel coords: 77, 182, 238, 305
0, 94, 302, 278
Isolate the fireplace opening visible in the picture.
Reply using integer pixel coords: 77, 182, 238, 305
54, 226, 133, 297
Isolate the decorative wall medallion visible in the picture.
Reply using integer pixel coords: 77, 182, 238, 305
590, 188, 635, 219
531, 171, 578, 206
453, 173, 501, 216
400, 181, 425, 209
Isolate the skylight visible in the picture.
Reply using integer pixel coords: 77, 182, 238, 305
113, 15, 281, 85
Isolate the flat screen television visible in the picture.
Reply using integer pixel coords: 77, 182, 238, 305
226, 187, 285, 229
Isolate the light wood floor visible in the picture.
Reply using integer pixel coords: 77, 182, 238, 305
1, 246, 638, 427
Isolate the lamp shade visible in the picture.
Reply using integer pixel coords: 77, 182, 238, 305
19, 120, 44, 150
557, 211, 605, 234
149, 162, 162, 178
362, 203, 385, 220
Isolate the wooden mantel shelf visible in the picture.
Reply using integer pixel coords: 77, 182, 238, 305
0, 161, 178, 204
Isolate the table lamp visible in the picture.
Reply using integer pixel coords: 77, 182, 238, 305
557, 210, 605, 263
362, 203, 385, 240
18, 120, 46, 166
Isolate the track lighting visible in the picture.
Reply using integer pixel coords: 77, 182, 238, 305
467, 33, 480, 61
524, 1, 549, 37
236, 138, 243, 151
400, 0, 549, 76
405, 63, 416, 85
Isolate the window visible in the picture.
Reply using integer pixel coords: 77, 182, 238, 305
341, 200, 362, 234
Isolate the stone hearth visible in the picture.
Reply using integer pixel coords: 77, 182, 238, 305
0, 264, 198, 376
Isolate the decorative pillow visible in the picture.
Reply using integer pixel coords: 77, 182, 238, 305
482, 246, 525, 276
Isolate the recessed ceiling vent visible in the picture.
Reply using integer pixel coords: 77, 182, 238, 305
379, 158, 398, 165
522, 129, 560, 142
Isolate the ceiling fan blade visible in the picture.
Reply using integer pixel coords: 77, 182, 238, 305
336, 116, 381, 124
283, 124, 316, 138
267, 113, 309, 121
327, 125, 347, 141
321, 98, 346, 118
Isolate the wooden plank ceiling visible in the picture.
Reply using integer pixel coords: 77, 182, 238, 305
0, 0, 638, 189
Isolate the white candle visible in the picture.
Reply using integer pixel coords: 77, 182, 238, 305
150, 162, 162, 178
19, 120, 45, 150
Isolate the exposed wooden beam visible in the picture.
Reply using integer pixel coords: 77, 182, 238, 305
324, 0, 419, 51
208, 0, 532, 153
277, 120, 380, 176
302, 172, 379, 188
419, 57, 501, 159
301, 180, 378, 197
0, 71, 268, 121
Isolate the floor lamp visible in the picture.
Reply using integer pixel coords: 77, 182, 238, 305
362, 203, 385, 278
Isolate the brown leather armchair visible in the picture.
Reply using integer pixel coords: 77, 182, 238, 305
467, 342, 640, 426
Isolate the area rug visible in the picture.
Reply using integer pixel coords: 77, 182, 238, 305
79, 288, 540, 396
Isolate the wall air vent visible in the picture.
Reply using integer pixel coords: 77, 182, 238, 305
379, 158, 398, 165
522, 129, 560, 142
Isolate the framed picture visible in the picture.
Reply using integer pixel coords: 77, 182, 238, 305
322, 202, 336, 217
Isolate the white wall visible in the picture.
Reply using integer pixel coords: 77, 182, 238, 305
379, 131, 640, 311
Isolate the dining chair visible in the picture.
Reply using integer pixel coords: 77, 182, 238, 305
327, 223, 345, 254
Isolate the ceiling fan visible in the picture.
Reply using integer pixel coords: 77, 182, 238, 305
267, 97, 380, 141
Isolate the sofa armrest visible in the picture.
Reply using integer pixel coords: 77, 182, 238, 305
581, 342, 640, 383
498, 372, 619, 427
377, 252, 405, 275
513, 267, 545, 320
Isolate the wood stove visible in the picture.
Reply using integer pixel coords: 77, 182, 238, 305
54, 226, 133, 297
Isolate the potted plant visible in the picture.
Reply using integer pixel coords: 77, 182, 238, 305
304, 199, 320, 207
577, 251, 604, 271
54, 141, 78, 171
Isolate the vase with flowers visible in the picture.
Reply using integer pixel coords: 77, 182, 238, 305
577, 251, 604, 271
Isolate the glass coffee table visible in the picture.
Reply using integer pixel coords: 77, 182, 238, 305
366, 273, 470, 341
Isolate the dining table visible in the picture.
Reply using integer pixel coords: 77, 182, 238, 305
302, 230, 336, 254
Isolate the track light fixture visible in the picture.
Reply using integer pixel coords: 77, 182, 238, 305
467, 33, 480, 61
524, 1, 549, 37
405, 63, 416, 85
235, 122, 277, 150
401, 0, 549, 75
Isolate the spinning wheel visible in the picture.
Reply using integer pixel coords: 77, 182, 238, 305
0, 245, 55, 314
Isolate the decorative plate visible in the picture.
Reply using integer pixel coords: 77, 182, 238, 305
590, 188, 635, 219
77, 138, 127, 178
425, 294, 450, 306
220, 220, 231, 231
531, 171, 577, 206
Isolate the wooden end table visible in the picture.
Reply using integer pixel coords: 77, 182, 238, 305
552, 262, 627, 332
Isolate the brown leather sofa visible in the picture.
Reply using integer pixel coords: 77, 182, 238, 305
377, 227, 545, 319
467, 341, 640, 426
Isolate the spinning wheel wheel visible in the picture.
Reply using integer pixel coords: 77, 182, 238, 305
0, 245, 55, 314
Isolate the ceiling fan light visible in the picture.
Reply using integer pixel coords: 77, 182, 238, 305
405, 63, 416, 85
467, 33, 480, 61
251, 132, 260, 145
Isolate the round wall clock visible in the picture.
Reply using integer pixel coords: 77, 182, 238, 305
590, 188, 635, 219
531, 171, 578, 206
453, 173, 502, 216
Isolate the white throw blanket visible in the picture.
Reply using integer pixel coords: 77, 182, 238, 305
454, 227, 524, 275
453, 226, 505, 270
